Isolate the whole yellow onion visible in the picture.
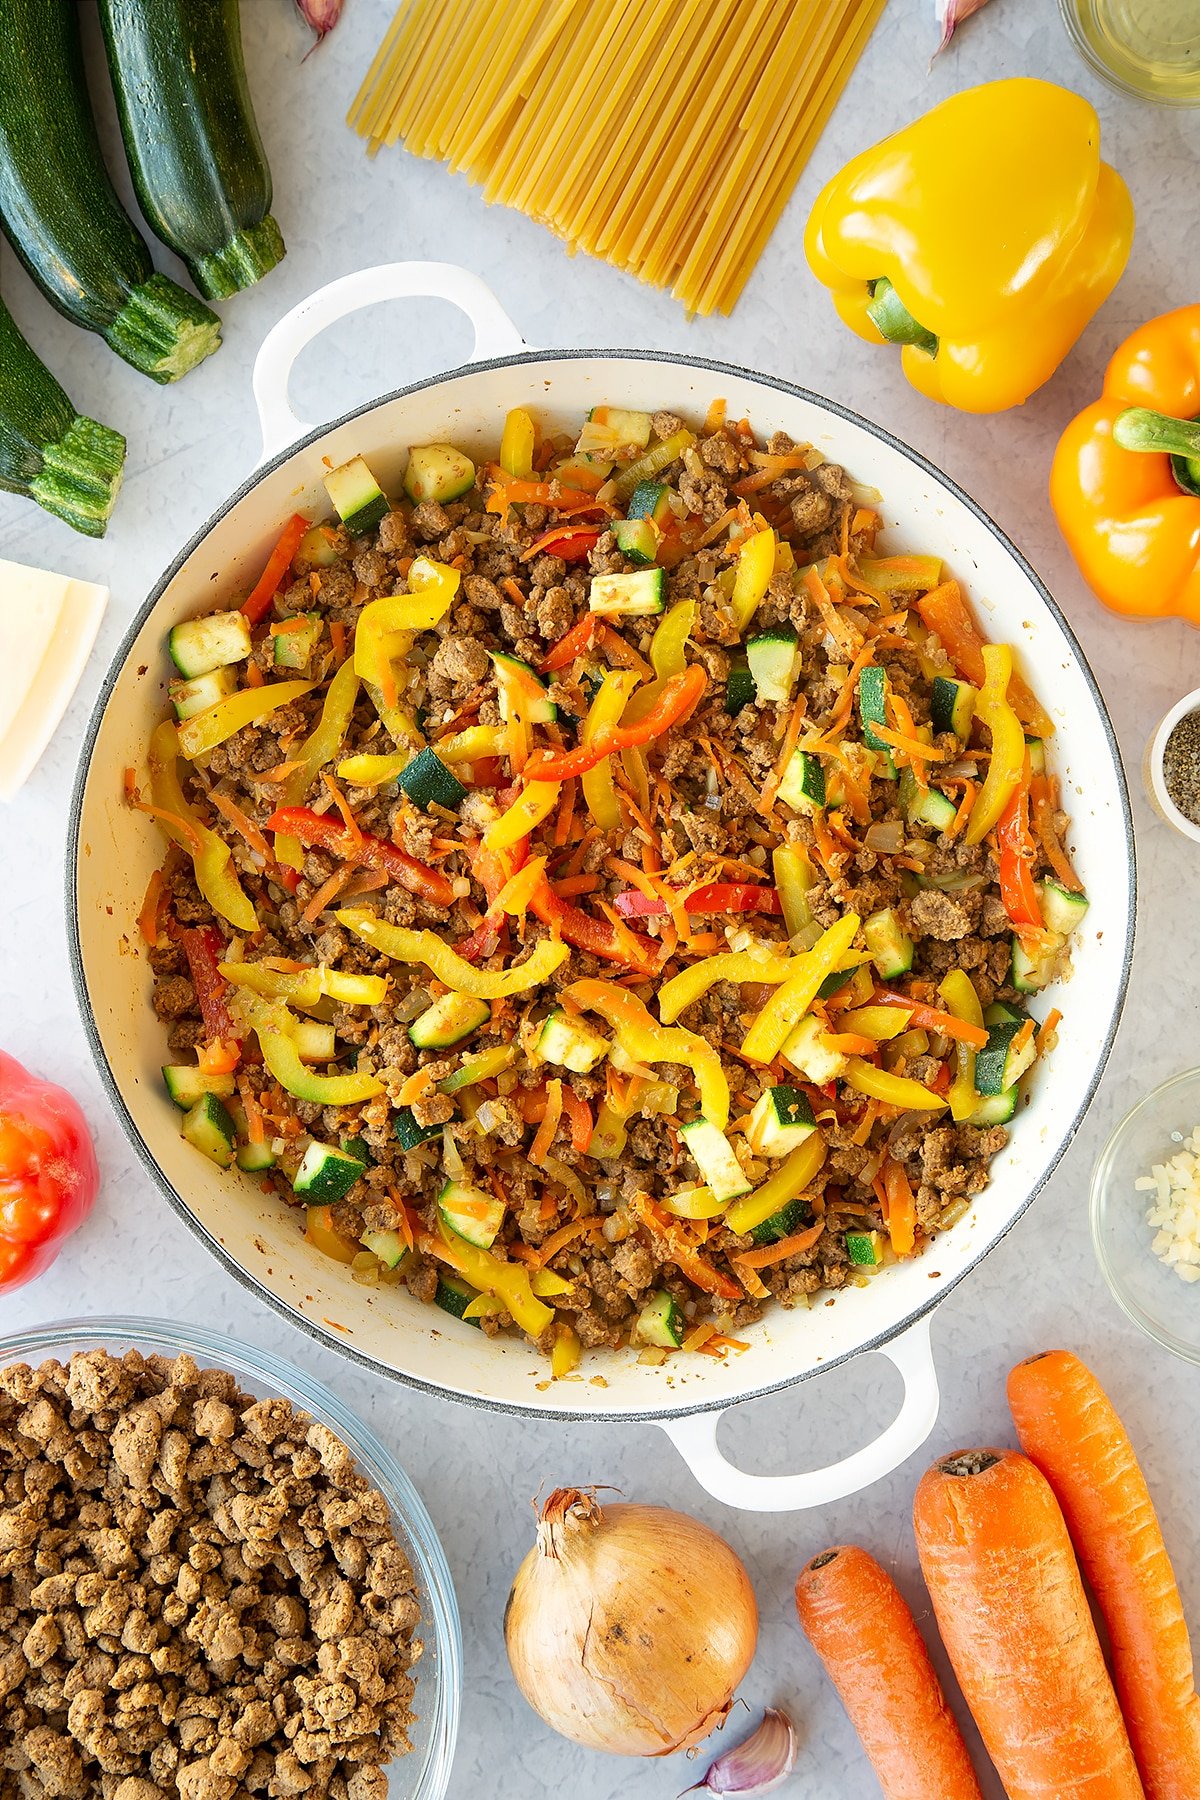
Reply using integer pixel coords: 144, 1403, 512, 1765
504, 1487, 759, 1756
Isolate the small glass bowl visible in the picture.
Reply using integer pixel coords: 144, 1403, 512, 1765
1144, 685, 1200, 845
1091, 1070, 1200, 1365
0, 1317, 462, 1800
1059, 0, 1200, 107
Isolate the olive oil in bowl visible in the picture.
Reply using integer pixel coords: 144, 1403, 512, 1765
1060, 0, 1200, 103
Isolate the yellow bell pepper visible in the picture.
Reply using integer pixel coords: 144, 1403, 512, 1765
565, 979, 729, 1129
530, 1268, 574, 1298
336, 908, 567, 996
434, 724, 507, 765
838, 1005, 912, 1042
658, 950, 795, 1025
219, 961, 388, 1009
939, 969, 984, 1124
335, 750, 410, 788
724, 1134, 827, 1237
550, 1322, 582, 1378
580, 670, 641, 831
650, 599, 697, 680
965, 644, 1025, 845
147, 721, 257, 932
177, 678, 315, 759
772, 844, 817, 937
354, 555, 459, 686
843, 1057, 947, 1112
430, 1222, 553, 1339
483, 780, 561, 851
305, 1207, 359, 1264
233, 991, 384, 1104
805, 79, 1134, 414
462, 1293, 509, 1321
276, 656, 361, 871
438, 1045, 515, 1095
731, 526, 776, 632
741, 914, 860, 1064
663, 1186, 726, 1220
500, 408, 537, 479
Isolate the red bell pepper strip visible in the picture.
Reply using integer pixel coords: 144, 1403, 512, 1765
524, 526, 600, 563
996, 784, 1043, 930
526, 666, 708, 783
613, 881, 783, 919
171, 922, 237, 1044
529, 882, 657, 973
871, 989, 990, 1051
0, 1050, 99, 1293
539, 614, 598, 672
455, 841, 524, 964
265, 806, 456, 907
242, 514, 311, 626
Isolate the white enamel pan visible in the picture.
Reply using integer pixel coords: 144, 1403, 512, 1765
69, 263, 1135, 1510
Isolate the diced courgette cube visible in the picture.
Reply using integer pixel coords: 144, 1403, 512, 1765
325, 454, 389, 535
181, 1093, 237, 1168
168, 611, 252, 680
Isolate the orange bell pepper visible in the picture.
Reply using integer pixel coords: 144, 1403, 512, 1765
1051, 305, 1200, 624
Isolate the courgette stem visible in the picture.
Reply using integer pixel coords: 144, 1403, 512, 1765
30, 417, 126, 539
191, 215, 286, 300
103, 274, 223, 384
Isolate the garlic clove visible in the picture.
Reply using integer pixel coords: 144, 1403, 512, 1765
933, 0, 992, 60
682, 1707, 798, 1798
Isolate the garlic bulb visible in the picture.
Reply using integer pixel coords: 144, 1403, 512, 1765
504, 1488, 759, 1756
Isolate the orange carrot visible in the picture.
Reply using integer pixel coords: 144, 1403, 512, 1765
734, 1219, 825, 1269
882, 1159, 917, 1257
914, 1447, 1145, 1800
137, 868, 165, 947
795, 1544, 984, 1800
529, 1077, 564, 1164
1008, 1350, 1200, 1800
242, 513, 310, 625
560, 1084, 593, 1154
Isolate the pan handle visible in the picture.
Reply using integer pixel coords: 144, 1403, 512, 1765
252, 262, 527, 463
657, 1315, 939, 1513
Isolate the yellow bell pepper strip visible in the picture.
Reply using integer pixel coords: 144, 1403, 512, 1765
335, 751, 409, 788
274, 656, 362, 870
336, 907, 568, 996
353, 556, 459, 689
339, 728, 505, 790
939, 969, 984, 1124
843, 1057, 948, 1112
483, 780, 561, 852
772, 843, 817, 937
664, 1186, 727, 1220
176, 679, 315, 760
462, 1293, 509, 1322
964, 644, 1025, 845
856, 556, 943, 597
658, 950, 796, 1025
434, 724, 507, 765
232, 990, 384, 1104
525, 666, 708, 783
500, 407, 536, 479
426, 1221, 553, 1339
580, 670, 641, 831
438, 1044, 515, 1095
145, 721, 257, 932
731, 526, 776, 632
1051, 306, 1200, 624
837, 1005, 913, 1042
805, 80, 1133, 415
550, 1322, 582, 1378
724, 1133, 827, 1237
218, 961, 388, 1008
650, 599, 696, 680
530, 1267, 574, 1298
741, 914, 861, 1064
565, 979, 729, 1129
304, 1206, 359, 1264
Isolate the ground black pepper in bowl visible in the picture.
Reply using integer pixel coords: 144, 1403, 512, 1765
1161, 710, 1200, 824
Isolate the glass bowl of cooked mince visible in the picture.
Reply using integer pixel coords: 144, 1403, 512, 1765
0, 1317, 461, 1800
1091, 1069, 1200, 1365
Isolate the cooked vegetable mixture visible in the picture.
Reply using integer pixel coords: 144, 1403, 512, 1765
132, 403, 1088, 1368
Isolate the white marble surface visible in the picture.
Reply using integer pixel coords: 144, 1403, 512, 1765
3, 3, 1200, 1795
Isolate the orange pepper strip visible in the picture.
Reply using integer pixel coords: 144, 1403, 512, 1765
526, 667, 707, 782
917, 580, 1053, 737
883, 1157, 918, 1257
872, 990, 989, 1050
242, 514, 310, 626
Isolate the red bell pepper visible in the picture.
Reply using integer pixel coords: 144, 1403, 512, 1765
539, 614, 598, 672
265, 807, 456, 907
871, 989, 990, 1051
524, 526, 601, 563
529, 883, 657, 973
0, 1050, 99, 1292
171, 922, 236, 1044
242, 514, 311, 626
996, 785, 1043, 931
613, 881, 783, 919
455, 841, 524, 964
526, 666, 708, 782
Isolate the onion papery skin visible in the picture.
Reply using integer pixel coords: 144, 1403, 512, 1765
504, 1488, 759, 1757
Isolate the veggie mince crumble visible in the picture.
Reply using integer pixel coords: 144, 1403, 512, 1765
132, 403, 1089, 1369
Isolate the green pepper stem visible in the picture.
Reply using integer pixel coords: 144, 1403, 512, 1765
866, 278, 938, 358
1113, 408, 1200, 458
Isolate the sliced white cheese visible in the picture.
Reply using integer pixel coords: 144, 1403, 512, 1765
0, 558, 108, 801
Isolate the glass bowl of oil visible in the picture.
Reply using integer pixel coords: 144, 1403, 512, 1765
1060, 0, 1200, 104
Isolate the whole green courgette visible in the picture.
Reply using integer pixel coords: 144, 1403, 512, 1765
99, 0, 285, 301
0, 0, 221, 382
0, 298, 125, 536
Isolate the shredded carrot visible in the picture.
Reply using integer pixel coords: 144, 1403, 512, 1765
529, 1077, 564, 1164
760, 689, 810, 814
1035, 1008, 1063, 1054
560, 1084, 593, 1154
301, 863, 353, 924
338, 868, 388, 900
828, 640, 878, 729
321, 772, 363, 843
236, 1075, 267, 1145
683, 1320, 717, 1353
127, 795, 204, 856
137, 869, 165, 947
832, 747, 872, 825
883, 1158, 917, 1257
502, 577, 525, 608
804, 566, 860, 656
1032, 776, 1084, 893
697, 1333, 751, 1358
693, 506, 739, 547
538, 1192, 558, 1225
552, 873, 600, 898
850, 1099, 879, 1147
599, 625, 654, 678
1011, 1019, 1036, 1058
329, 619, 347, 662
823, 1032, 878, 1056
397, 1067, 437, 1108
552, 779, 577, 847
872, 723, 947, 762
734, 1260, 771, 1300
947, 779, 978, 839
246, 758, 305, 785
703, 397, 727, 433
536, 1214, 603, 1266
209, 790, 271, 860
245, 660, 265, 689
561, 825, 601, 878
735, 1219, 827, 1269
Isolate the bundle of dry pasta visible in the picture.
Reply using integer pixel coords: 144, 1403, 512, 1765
349, 0, 887, 316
